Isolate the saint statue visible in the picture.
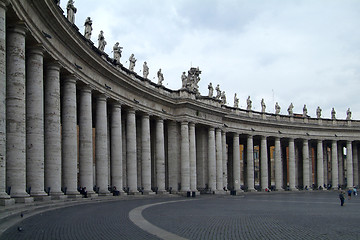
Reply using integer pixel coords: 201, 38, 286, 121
331, 107, 336, 120
346, 108, 352, 120
66, 0, 77, 24
287, 103, 294, 116
157, 69, 164, 85
215, 84, 221, 100
129, 54, 136, 71
181, 72, 188, 89
275, 102, 281, 114
84, 17, 92, 40
246, 96, 252, 111
113, 42, 123, 63
261, 99, 266, 113
234, 93, 239, 108
208, 83, 213, 97
143, 62, 149, 79
98, 30, 107, 52
303, 104, 308, 117
316, 106, 322, 119
221, 91, 227, 105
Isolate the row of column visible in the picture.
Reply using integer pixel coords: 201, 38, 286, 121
231, 134, 358, 191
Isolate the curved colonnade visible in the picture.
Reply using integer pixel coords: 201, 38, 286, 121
1, 0, 360, 205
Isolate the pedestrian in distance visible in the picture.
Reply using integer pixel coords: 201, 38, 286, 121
347, 189, 352, 200
339, 191, 345, 206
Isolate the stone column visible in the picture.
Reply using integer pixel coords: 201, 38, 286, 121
208, 127, 216, 191
26, 45, 47, 199
260, 136, 268, 191
167, 121, 179, 191
6, 23, 31, 201
246, 135, 255, 191
302, 139, 310, 189
288, 138, 296, 190
0, 1, 12, 204
126, 109, 138, 194
346, 141, 353, 188
61, 75, 78, 196
111, 102, 124, 194
274, 137, 283, 190
353, 144, 359, 187
222, 131, 228, 190
140, 114, 152, 194
338, 144, 344, 186
44, 62, 63, 198
189, 122, 197, 192
180, 121, 190, 192
215, 128, 223, 191
95, 94, 110, 195
233, 134, 241, 192
331, 140, 339, 189
317, 140, 324, 189
155, 118, 166, 193
78, 86, 94, 195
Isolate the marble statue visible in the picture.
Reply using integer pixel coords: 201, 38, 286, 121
187, 67, 201, 94
84, 17, 92, 40
275, 102, 281, 114
215, 84, 221, 100
113, 42, 123, 63
346, 108, 352, 120
316, 106, 322, 119
157, 69, 164, 85
66, 0, 77, 24
181, 72, 188, 88
221, 91, 226, 105
303, 104, 308, 117
143, 62, 149, 79
331, 108, 336, 120
261, 98, 266, 113
98, 31, 107, 52
129, 54, 136, 71
287, 103, 294, 116
234, 93, 239, 108
56, 0, 60, 6
246, 96, 252, 111
208, 83, 213, 97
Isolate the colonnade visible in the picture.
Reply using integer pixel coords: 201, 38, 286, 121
0, 1, 359, 206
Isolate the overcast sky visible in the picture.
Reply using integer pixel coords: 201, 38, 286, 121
60, 0, 360, 119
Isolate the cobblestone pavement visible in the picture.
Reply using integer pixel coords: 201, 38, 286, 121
1, 191, 359, 240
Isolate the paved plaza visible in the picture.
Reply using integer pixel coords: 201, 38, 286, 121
0, 191, 359, 240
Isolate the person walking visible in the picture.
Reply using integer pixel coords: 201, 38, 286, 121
339, 191, 345, 206
347, 189, 352, 200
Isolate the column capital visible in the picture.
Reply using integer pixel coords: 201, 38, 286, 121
261, 135, 267, 140
189, 122, 195, 128
62, 74, 77, 84
96, 93, 107, 102
0, 0, 9, 9
215, 128, 222, 133
81, 84, 93, 94
127, 108, 136, 115
26, 43, 44, 55
45, 60, 61, 71
181, 121, 189, 126
8, 21, 27, 36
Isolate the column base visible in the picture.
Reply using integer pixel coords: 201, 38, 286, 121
0, 198, 15, 206
213, 190, 229, 195
275, 188, 285, 192
289, 188, 298, 191
33, 195, 52, 201
246, 188, 257, 192
50, 194, 68, 200
66, 193, 83, 199
156, 190, 169, 195
98, 192, 112, 197
142, 190, 155, 195
128, 191, 141, 195
14, 197, 34, 203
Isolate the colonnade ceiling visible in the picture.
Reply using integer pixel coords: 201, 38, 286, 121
7, 0, 360, 141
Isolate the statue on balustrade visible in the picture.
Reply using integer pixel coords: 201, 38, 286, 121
261, 98, 266, 113
303, 104, 308, 117
56, 0, 60, 6
234, 93, 239, 108
287, 103, 294, 116
221, 91, 226, 104
143, 62, 149, 79
246, 96, 252, 111
275, 102, 281, 114
215, 84, 221, 100
208, 83, 213, 97
66, 0, 77, 24
316, 106, 322, 119
157, 69, 164, 85
331, 107, 336, 120
187, 67, 201, 94
113, 42, 123, 63
181, 72, 188, 88
84, 17, 93, 40
98, 31, 107, 52
129, 54, 136, 71
346, 108, 352, 120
